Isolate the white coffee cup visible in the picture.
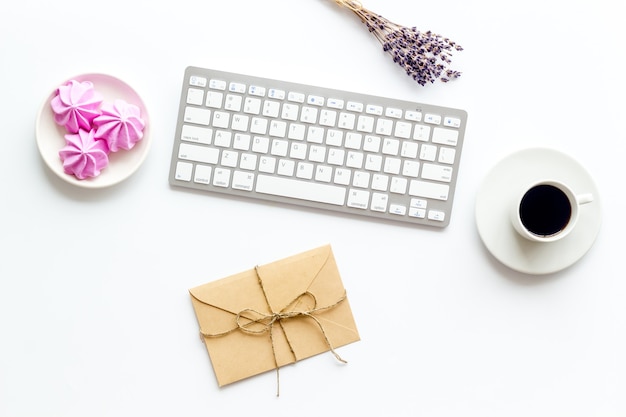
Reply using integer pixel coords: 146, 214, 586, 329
511, 180, 594, 243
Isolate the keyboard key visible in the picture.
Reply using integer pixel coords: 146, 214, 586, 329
327, 149, 345, 166
307, 95, 324, 106
405, 110, 422, 122
239, 153, 257, 170
357, 115, 374, 133
178, 143, 219, 164
363, 135, 381, 152
347, 189, 369, 209
389, 204, 407, 215
366, 104, 383, 115
421, 163, 453, 182
382, 138, 400, 155
184, 107, 211, 125
300, 107, 318, 123
420, 144, 437, 161
263, 100, 280, 118
438, 147, 456, 164
402, 160, 420, 177
175, 161, 193, 181
371, 193, 388, 212
276, 159, 294, 176
189, 76, 207, 87
246, 119, 267, 136
258, 156, 276, 173
186, 88, 204, 105
213, 168, 231, 187
410, 198, 428, 209
394, 121, 412, 139
206, 91, 223, 108
375, 118, 393, 136
229, 82, 246, 93
194, 165, 212, 184
409, 180, 449, 200
345, 132, 362, 150
212, 111, 230, 128
288, 91, 305, 103
347, 101, 363, 112
409, 208, 426, 218
432, 127, 459, 146
338, 113, 356, 130
326, 130, 343, 147
268, 88, 285, 99
428, 210, 446, 222
424, 113, 442, 125
444, 116, 461, 128
327, 98, 344, 109
401, 141, 418, 159
371, 174, 389, 191
224, 94, 242, 111
243, 97, 262, 114
296, 162, 314, 179
315, 165, 332, 182
390, 177, 408, 194
385, 107, 403, 118
232, 171, 254, 191
248, 85, 266, 97
319, 110, 337, 127
282, 103, 299, 121
181, 125, 212, 144
209, 79, 226, 90
256, 175, 346, 205
413, 125, 431, 141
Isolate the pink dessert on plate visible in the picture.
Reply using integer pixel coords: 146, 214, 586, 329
50, 80, 103, 133
59, 129, 110, 180
93, 99, 145, 152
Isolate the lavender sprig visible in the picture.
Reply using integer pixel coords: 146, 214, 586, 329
334, 0, 463, 86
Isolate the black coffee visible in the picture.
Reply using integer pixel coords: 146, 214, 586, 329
519, 184, 571, 236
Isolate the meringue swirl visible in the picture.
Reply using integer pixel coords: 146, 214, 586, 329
59, 129, 110, 180
51, 80, 103, 133
94, 99, 145, 152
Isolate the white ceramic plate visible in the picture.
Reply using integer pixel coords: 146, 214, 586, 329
475, 147, 602, 275
36, 73, 151, 188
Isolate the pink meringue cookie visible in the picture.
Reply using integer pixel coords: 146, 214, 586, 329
59, 129, 110, 180
50, 80, 103, 133
93, 99, 145, 152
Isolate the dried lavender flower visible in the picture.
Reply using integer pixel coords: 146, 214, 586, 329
334, 0, 463, 86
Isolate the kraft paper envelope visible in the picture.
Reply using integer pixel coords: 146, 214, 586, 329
189, 245, 360, 387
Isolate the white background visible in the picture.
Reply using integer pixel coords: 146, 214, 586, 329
1, 0, 625, 416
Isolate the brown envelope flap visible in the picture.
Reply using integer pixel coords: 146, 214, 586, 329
255, 244, 342, 311
189, 267, 268, 335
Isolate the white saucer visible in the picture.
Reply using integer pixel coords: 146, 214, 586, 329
475, 147, 601, 275
35, 73, 151, 189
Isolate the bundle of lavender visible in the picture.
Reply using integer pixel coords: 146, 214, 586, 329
334, 0, 463, 86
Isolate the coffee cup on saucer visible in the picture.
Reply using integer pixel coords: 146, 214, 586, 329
476, 147, 602, 275
511, 180, 594, 243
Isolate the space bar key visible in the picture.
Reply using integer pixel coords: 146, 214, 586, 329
255, 175, 346, 206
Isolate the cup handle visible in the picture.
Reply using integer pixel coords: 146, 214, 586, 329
577, 193, 594, 205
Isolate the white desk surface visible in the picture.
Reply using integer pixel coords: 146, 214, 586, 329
2, 0, 625, 415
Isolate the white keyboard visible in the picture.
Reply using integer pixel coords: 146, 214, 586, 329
169, 66, 468, 227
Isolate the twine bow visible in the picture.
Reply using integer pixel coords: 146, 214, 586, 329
199, 266, 347, 396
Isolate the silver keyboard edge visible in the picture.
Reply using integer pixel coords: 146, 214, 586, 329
168, 66, 468, 228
